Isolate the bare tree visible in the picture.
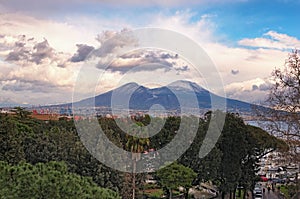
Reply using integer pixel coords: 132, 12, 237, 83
264, 50, 300, 164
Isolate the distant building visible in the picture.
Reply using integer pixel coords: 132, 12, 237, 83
30, 113, 60, 121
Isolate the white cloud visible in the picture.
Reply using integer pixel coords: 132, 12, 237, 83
148, 10, 217, 44
146, 11, 289, 95
0, 62, 79, 106
0, 34, 80, 105
224, 78, 272, 103
0, 34, 78, 87
238, 31, 300, 50
205, 44, 287, 85
0, 13, 97, 53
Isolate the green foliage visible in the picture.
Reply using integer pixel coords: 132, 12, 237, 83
0, 114, 33, 164
247, 125, 289, 153
179, 116, 222, 184
149, 116, 180, 151
216, 113, 248, 195
279, 184, 298, 199
0, 114, 123, 193
12, 107, 31, 118
0, 111, 289, 199
124, 122, 150, 199
178, 112, 287, 198
239, 125, 289, 192
156, 162, 196, 199
125, 122, 150, 155
0, 161, 120, 199
144, 189, 164, 199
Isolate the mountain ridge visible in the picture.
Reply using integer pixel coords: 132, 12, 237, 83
69, 80, 260, 115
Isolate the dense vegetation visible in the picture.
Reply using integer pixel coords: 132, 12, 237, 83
0, 109, 287, 198
0, 161, 120, 199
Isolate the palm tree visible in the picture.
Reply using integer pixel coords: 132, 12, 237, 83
125, 121, 150, 199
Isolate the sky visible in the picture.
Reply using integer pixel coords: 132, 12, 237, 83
0, 0, 299, 106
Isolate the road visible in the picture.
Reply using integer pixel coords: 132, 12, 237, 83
262, 190, 281, 199
248, 190, 281, 199
251, 183, 283, 199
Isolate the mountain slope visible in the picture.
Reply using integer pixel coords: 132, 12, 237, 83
71, 80, 257, 114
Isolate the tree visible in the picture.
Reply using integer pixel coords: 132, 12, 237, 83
125, 121, 150, 199
215, 113, 288, 199
0, 161, 120, 199
239, 125, 288, 199
216, 113, 248, 199
178, 112, 288, 199
0, 114, 33, 164
179, 116, 222, 186
265, 50, 300, 162
156, 162, 197, 199
0, 114, 124, 195
12, 106, 31, 119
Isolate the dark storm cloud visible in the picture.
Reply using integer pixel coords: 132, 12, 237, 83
175, 65, 189, 72
5, 37, 54, 64
31, 39, 54, 64
3, 35, 67, 66
258, 82, 271, 91
101, 51, 180, 73
120, 53, 142, 59
252, 84, 258, 90
6, 47, 30, 62
94, 29, 138, 58
231, 69, 239, 75
79, 29, 189, 74
70, 44, 95, 62
6, 39, 54, 65
2, 79, 65, 93
160, 53, 178, 59
119, 51, 177, 59
15, 41, 25, 47
5, 35, 29, 62
251, 82, 271, 91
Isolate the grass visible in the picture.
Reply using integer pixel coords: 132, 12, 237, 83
279, 185, 289, 198
142, 187, 184, 199
143, 188, 164, 198
278, 184, 298, 199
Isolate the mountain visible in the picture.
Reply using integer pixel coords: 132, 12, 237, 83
71, 80, 260, 115
0, 102, 31, 108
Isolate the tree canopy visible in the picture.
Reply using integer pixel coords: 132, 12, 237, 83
0, 110, 288, 199
0, 161, 120, 199
156, 162, 197, 199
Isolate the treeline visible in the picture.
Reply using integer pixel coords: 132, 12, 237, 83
0, 110, 288, 198
178, 112, 288, 199
0, 111, 122, 198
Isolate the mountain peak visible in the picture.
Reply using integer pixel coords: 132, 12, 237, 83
114, 82, 140, 93
167, 80, 208, 93
67, 79, 255, 114
118, 82, 140, 88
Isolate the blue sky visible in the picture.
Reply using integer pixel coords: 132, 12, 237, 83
210, 1, 300, 43
0, 0, 299, 105
50, 0, 300, 43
